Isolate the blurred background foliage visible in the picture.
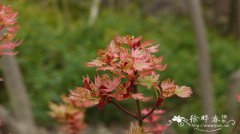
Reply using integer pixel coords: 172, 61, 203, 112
0, 0, 240, 133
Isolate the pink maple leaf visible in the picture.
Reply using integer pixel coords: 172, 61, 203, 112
102, 77, 121, 92
132, 93, 152, 101
161, 79, 176, 97
85, 59, 106, 67
175, 86, 192, 98
129, 36, 142, 49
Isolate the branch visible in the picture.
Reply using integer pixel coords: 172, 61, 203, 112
135, 99, 143, 126
132, 82, 143, 126
141, 97, 165, 120
112, 100, 138, 120
141, 106, 156, 120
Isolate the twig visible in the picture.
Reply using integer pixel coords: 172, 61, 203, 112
142, 97, 164, 121
112, 100, 138, 120
141, 106, 156, 120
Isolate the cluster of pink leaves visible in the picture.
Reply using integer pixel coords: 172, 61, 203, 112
68, 35, 192, 109
49, 101, 85, 134
0, 4, 20, 56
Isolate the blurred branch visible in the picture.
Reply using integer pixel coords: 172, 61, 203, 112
0, 105, 22, 133
1, 55, 36, 134
228, 0, 240, 37
228, 69, 240, 117
0, 105, 15, 128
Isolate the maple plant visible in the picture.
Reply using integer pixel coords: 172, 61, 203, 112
0, 3, 20, 130
50, 35, 192, 134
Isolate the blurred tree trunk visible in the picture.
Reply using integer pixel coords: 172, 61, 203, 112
105, 0, 115, 9
238, 0, 240, 38
238, 0, 240, 39
229, 0, 240, 37
150, 0, 162, 16
187, 1, 216, 133
117, 0, 130, 13
227, 69, 240, 134
0, 56, 36, 134
213, 0, 230, 34
138, 0, 161, 16
138, 0, 151, 16
228, 69, 240, 133
201, 0, 215, 26
88, 0, 101, 26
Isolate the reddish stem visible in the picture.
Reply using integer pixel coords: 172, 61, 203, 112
141, 106, 157, 120
142, 97, 164, 121
112, 100, 138, 120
